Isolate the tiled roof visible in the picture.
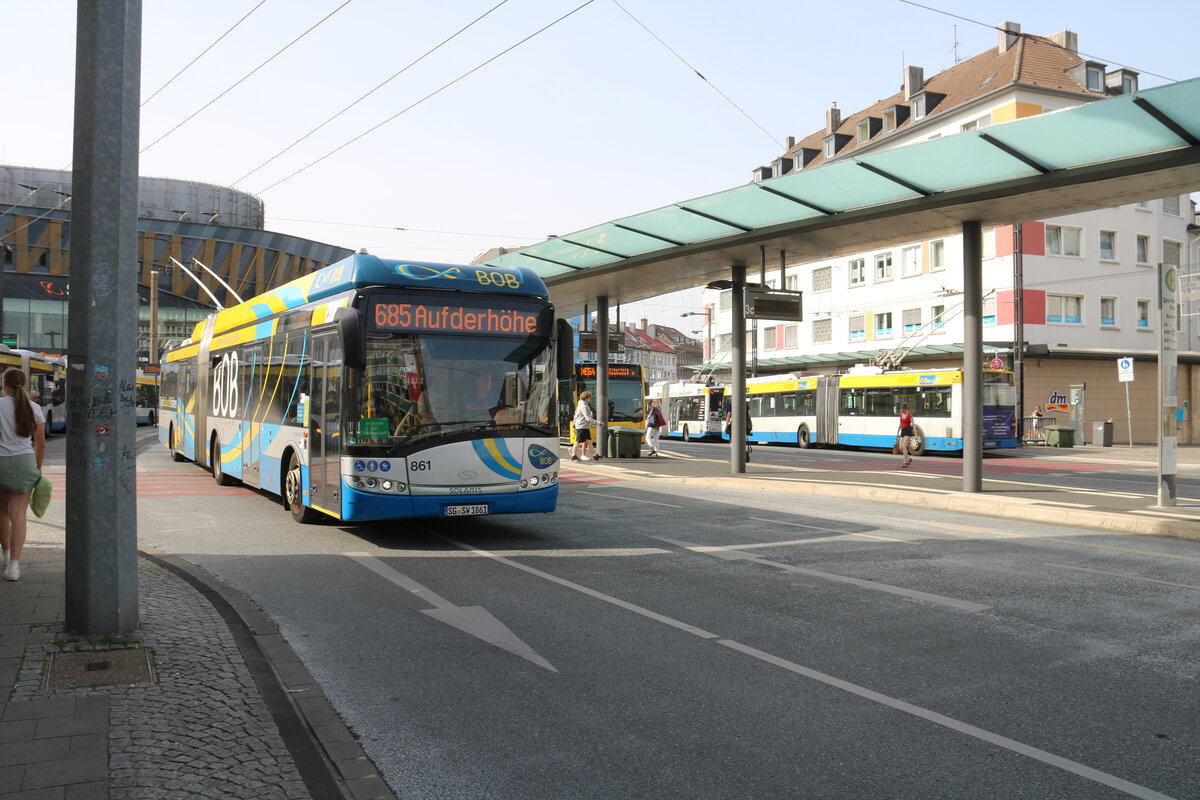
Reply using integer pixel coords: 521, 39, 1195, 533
784, 34, 1104, 171
627, 326, 676, 353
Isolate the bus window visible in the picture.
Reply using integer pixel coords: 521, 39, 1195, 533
797, 390, 816, 416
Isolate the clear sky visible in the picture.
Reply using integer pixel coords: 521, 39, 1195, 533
3, 0, 1196, 329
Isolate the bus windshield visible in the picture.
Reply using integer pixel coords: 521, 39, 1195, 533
348, 333, 556, 447
575, 376, 644, 422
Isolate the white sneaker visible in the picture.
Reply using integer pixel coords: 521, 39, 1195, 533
5, 562, 19, 581
580, 456, 591, 461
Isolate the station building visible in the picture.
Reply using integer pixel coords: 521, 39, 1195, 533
700, 24, 1200, 444
0, 166, 352, 360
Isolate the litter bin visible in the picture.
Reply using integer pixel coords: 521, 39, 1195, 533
1045, 426, 1075, 448
1092, 420, 1113, 447
608, 427, 642, 458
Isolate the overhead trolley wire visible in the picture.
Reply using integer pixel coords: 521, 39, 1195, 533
141, 0, 270, 106
257, 0, 599, 194
232, 0, 512, 187
140, 0, 356, 155
896, 0, 1177, 83
269, 217, 540, 239
609, 0, 783, 152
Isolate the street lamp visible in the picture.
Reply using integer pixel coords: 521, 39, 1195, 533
681, 310, 712, 367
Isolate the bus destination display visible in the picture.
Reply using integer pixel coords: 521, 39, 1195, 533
579, 365, 639, 378
370, 298, 544, 336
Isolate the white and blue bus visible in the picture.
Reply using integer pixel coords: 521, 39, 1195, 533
740, 366, 1018, 455
646, 380, 727, 441
159, 253, 572, 523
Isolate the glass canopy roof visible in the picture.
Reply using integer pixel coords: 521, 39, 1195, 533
485, 77, 1200, 276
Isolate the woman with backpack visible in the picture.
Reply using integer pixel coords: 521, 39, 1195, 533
644, 399, 666, 456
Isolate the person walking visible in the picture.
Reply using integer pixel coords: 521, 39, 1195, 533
570, 390, 598, 462
725, 401, 753, 463
644, 399, 665, 456
897, 402, 914, 468
0, 369, 46, 581
1030, 404, 1045, 442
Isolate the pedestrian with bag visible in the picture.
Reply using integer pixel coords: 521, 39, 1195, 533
897, 402, 914, 468
644, 399, 666, 456
570, 390, 599, 462
0, 369, 46, 581
725, 401, 753, 463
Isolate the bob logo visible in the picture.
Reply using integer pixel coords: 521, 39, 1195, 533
310, 264, 345, 293
527, 444, 557, 469
474, 269, 521, 289
395, 264, 461, 281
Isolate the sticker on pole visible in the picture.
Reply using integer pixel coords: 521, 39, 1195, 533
95, 425, 110, 437
1117, 357, 1134, 383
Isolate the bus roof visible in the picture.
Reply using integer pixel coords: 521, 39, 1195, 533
196, 253, 550, 340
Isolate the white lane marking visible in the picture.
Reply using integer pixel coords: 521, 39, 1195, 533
717, 639, 1179, 800
1030, 500, 1097, 509
344, 552, 557, 672
1131, 508, 1200, 519
1043, 563, 1200, 591
434, 536, 720, 640
749, 516, 907, 542
577, 491, 684, 508
351, 547, 672, 559
653, 536, 989, 612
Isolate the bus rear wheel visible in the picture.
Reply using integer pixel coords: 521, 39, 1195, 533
211, 435, 236, 486
170, 425, 187, 462
682, 425, 691, 442
798, 424, 811, 448
285, 453, 320, 524
907, 425, 926, 457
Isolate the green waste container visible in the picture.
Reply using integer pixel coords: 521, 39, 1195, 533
1045, 426, 1075, 448
608, 427, 643, 458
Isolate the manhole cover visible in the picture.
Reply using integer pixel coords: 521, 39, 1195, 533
46, 649, 155, 689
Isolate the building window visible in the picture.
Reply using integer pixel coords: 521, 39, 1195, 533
931, 304, 945, 329
849, 314, 865, 341
1099, 231, 1116, 261
960, 116, 989, 132
784, 325, 798, 349
785, 274, 800, 291
1046, 225, 1082, 257
1136, 235, 1150, 264
1162, 195, 1181, 216
874, 252, 893, 281
824, 137, 837, 157
719, 291, 732, 311
911, 95, 927, 120
1047, 293, 1083, 325
1100, 297, 1117, 327
1163, 240, 1181, 266
982, 228, 996, 260
875, 312, 893, 338
929, 239, 945, 271
812, 266, 832, 293
848, 258, 865, 286
763, 326, 778, 351
1086, 66, 1104, 92
719, 333, 732, 350
903, 308, 921, 334
900, 245, 921, 277
983, 295, 996, 326
1137, 299, 1151, 329
883, 109, 896, 131
1135, 200, 1151, 210
813, 319, 832, 343
857, 120, 871, 143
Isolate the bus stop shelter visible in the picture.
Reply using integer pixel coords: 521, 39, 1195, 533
482, 76, 1200, 491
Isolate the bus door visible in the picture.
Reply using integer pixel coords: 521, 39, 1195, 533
242, 348, 264, 487
308, 332, 344, 517
816, 376, 840, 445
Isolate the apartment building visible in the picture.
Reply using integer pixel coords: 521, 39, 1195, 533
701, 23, 1198, 444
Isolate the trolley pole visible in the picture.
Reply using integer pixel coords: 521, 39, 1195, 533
65, 0, 142, 636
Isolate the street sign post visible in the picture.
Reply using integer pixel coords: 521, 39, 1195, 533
1158, 264, 1178, 506
1117, 357, 1134, 447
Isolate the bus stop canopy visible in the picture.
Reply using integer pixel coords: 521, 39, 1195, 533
483, 76, 1200, 318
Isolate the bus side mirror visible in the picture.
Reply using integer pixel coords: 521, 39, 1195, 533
555, 318, 574, 380
336, 308, 365, 369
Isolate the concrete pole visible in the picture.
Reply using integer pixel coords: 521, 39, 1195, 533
148, 268, 158, 368
731, 266, 746, 474
596, 296, 609, 458
962, 222, 983, 493
65, 0, 142, 635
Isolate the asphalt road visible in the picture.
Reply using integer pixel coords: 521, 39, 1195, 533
114, 433, 1200, 800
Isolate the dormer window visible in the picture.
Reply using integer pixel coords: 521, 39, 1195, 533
911, 94, 927, 120
855, 117, 882, 144
1085, 64, 1104, 92
857, 120, 870, 143
883, 109, 895, 131
824, 137, 837, 157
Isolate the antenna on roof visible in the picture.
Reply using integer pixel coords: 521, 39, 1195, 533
952, 25, 962, 63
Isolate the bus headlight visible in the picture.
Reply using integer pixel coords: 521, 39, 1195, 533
381, 480, 393, 491
365, 477, 377, 488
529, 477, 539, 487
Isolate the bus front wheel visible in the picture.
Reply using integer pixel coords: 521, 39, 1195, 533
682, 425, 691, 442
211, 435, 236, 486
907, 425, 926, 457
285, 453, 320, 524
798, 424, 811, 448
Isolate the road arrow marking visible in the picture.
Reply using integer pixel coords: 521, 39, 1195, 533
344, 552, 557, 672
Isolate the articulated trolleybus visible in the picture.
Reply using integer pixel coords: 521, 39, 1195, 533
744, 366, 1017, 454
159, 254, 573, 523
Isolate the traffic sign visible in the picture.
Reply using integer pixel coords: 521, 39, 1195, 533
1117, 357, 1134, 383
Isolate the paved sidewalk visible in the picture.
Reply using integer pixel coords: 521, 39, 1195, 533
566, 441, 1200, 541
0, 532, 396, 799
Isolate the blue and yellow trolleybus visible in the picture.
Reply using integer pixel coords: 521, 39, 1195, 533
159, 253, 572, 523
561, 362, 646, 444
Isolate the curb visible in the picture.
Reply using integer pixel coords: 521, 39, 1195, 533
139, 547, 396, 800
564, 465, 1200, 543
